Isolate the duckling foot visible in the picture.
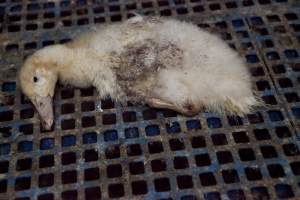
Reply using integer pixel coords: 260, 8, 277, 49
147, 98, 200, 117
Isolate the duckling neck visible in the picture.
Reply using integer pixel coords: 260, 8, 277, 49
54, 48, 91, 88
55, 47, 118, 98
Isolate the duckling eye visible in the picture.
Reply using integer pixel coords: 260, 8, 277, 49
33, 76, 38, 83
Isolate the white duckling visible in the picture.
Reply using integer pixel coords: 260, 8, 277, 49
18, 16, 259, 130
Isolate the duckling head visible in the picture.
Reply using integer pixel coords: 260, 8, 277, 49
18, 46, 61, 130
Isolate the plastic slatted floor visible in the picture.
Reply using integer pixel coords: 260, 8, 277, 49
0, 0, 300, 200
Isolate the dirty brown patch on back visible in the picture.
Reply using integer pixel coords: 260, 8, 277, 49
116, 39, 159, 81
158, 42, 183, 68
111, 39, 184, 103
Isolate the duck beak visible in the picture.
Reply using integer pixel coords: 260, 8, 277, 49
32, 96, 54, 130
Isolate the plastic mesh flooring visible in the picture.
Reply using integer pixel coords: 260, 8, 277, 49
0, 0, 300, 200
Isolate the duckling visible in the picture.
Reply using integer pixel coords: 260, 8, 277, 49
18, 16, 259, 130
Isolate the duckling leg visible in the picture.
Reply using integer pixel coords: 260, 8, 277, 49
147, 98, 200, 117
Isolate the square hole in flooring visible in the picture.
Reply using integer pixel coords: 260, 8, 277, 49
108, 183, 124, 198
154, 177, 170, 192
131, 180, 148, 195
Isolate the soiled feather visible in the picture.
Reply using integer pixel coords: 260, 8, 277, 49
111, 38, 184, 104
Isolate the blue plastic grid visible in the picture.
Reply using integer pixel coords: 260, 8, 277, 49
0, 0, 300, 200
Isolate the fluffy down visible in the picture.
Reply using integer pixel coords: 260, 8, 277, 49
18, 16, 259, 129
